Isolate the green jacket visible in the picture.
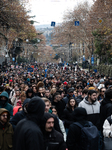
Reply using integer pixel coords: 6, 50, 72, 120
0, 108, 13, 150
0, 91, 13, 118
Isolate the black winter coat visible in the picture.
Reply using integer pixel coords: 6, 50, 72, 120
67, 120, 89, 150
13, 118, 44, 150
100, 98, 112, 130
52, 100, 66, 119
62, 107, 75, 129
43, 128, 66, 150
10, 110, 26, 130
13, 96, 45, 150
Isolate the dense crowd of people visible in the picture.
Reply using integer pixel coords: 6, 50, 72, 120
0, 62, 112, 150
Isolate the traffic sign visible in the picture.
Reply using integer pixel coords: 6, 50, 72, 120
75, 21, 80, 26
51, 21, 56, 27
83, 56, 85, 61
91, 56, 94, 65
98, 18, 103, 24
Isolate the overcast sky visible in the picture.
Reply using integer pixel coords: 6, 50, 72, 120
29, 0, 93, 26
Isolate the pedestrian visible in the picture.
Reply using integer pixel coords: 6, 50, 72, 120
0, 108, 13, 150
13, 96, 45, 150
62, 97, 77, 133
78, 90, 100, 129
0, 91, 13, 118
41, 113, 66, 150
67, 107, 99, 150
10, 98, 31, 130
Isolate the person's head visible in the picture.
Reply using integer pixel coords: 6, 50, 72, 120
26, 88, 34, 98
53, 92, 61, 102
50, 106, 58, 116
15, 90, 20, 97
20, 82, 24, 88
20, 91, 26, 103
67, 81, 72, 88
5, 84, 9, 89
67, 88, 74, 97
94, 78, 98, 84
89, 79, 94, 86
14, 85, 19, 91
0, 91, 9, 107
88, 90, 97, 103
38, 87, 43, 94
105, 89, 112, 100
45, 79, 49, 84
32, 86, 37, 93
67, 97, 77, 109
50, 88, 57, 95
99, 87, 106, 96
22, 98, 31, 113
82, 89, 88, 99
26, 96, 45, 124
72, 107, 87, 121
100, 79, 104, 84
42, 98, 51, 112
42, 113, 54, 132
74, 91, 78, 98
24, 85, 29, 91
77, 85, 83, 92
0, 108, 10, 125
45, 89, 50, 98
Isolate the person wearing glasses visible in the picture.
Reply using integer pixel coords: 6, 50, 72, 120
0, 108, 13, 150
98, 87, 106, 102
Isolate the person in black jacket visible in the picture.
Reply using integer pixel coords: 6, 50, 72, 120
100, 89, 112, 130
63, 88, 75, 104
41, 113, 66, 150
66, 107, 89, 150
10, 98, 31, 130
62, 97, 77, 131
13, 96, 45, 150
26, 88, 34, 98
52, 92, 66, 119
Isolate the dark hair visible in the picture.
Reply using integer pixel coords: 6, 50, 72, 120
53, 92, 60, 99
100, 87, 106, 93
82, 89, 88, 95
105, 89, 112, 99
88, 90, 97, 96
50, 105, 57, 112
67, 97, 77, 109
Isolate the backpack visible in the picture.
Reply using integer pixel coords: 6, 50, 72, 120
107, 116, 112, 125
74, 121, 99, 150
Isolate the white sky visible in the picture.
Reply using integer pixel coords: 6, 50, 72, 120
29, 0, 93, 25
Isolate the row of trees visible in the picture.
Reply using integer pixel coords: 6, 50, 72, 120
51, 0, 112, 64
0, 0, 46, 61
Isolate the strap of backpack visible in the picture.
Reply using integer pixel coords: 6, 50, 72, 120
73, 122, 84, 128
73, 121, 93, 128
107, 116, 112, 125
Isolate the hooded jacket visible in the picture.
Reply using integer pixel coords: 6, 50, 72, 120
13, 96, 45, 150
26, 88, 34, 98
0, 108, 13, 150
0, 91, 13, 118
67, 107, 89, 150
41, 113, 66, 150
78, 96, 100, 130
10, 98, 31, 130
100, 97, 112, 130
